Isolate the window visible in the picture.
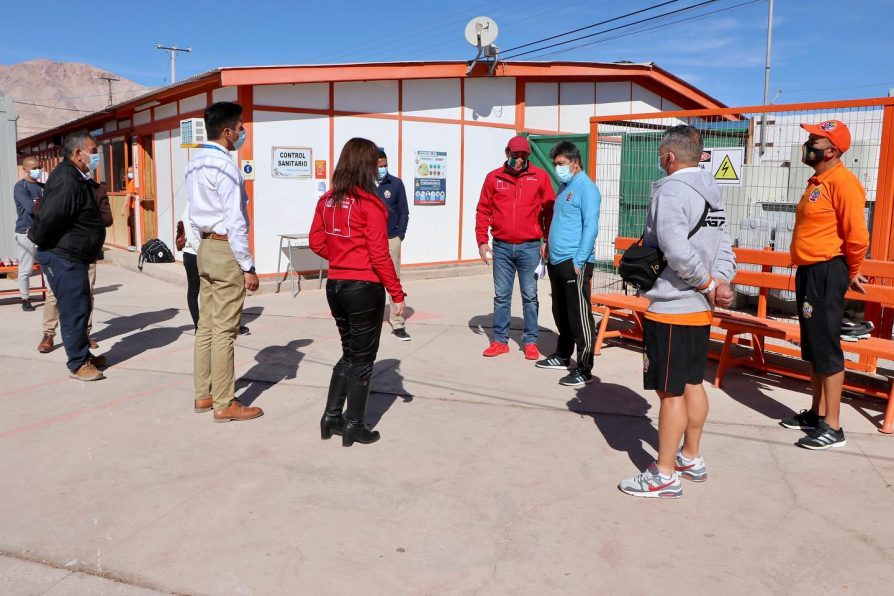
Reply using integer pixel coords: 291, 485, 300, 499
111, 139, 126, 191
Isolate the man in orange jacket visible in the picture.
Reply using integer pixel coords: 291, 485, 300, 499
781, 120, 869, 450
475, 135, 555, 359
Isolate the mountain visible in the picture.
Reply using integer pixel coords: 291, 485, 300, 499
0, 59, 149, 141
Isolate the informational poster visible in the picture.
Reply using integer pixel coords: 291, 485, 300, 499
413, 150, 447, 205
272, 147, 312, 178
705, 147, 744, 186
314, 160, 327, 179
241, 160, 255, 180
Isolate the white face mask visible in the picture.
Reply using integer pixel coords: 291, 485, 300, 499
127, 172, 134, 180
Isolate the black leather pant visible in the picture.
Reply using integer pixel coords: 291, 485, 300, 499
326, 279, 386, 382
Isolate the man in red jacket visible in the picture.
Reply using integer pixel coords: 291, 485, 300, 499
475, 135, 555, 359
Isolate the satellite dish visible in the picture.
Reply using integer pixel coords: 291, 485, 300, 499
464, 17, 499, 48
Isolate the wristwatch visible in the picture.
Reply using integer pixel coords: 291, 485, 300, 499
243, 266, 256, 274
698, 279, 716, 294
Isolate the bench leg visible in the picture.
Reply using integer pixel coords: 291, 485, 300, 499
595, 306, 611, 356
714, 330, 735, 388
881, 382, 894, 435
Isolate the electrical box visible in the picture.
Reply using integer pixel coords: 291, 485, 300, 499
180, 118, 206, 148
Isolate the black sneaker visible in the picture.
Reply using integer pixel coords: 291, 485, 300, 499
779, 409, 822, 431
559, 368, 593, 387
21, 300, 35, 312
239, 325, 250, 335
392, 328, 411, 341
535, 353, 571, 370
796, 420, 846, 450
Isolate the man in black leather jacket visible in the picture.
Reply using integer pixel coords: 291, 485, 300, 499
28, 131, 107, 381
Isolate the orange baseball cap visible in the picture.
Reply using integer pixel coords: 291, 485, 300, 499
800, 120, 851, 153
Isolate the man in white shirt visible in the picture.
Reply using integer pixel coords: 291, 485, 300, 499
186, 102, 262, 422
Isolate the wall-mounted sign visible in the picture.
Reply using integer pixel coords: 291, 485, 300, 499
272, 146, 312, 178
314, 160, 327, 179
241, 160, 255, 180
698, 147, 743, 186
413, 150, 447, 206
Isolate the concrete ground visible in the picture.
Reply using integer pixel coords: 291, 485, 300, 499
0, 261, 893, 596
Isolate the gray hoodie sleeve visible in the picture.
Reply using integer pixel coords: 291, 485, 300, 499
654, 185, 711, 289
713, 224, 736, 283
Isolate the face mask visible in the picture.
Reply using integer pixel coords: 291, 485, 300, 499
555, 164, 574, 183
232, 128, 246, 150
377, 167, 388, 181
29, 168, 42, 179
127, 172, 134, 180
657, 152, 671, 175
801, 142, 827, 166
87, 153, 101, 172
507, 157, 527, 171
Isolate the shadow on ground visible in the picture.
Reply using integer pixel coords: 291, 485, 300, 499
368, 358, 413, 428
236, 338, 312, 406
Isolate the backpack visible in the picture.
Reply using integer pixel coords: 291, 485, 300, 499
618, 202, 709, 292
138, 238, 175, 270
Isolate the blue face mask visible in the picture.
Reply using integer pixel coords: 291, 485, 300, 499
232, 129, 246, 150
657, 152, 670, 175
87, 153, 101, 172
377, 167, 388, 181
29, 168, 42, 179
555, 164, 574, 183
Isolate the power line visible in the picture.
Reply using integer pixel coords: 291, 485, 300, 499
522, 0, 765, 60
501, 0, 725, 60
501, 0, 682, 54
11, 100, 95, 112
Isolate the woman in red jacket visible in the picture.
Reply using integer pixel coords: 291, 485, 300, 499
310, 138, 406, 447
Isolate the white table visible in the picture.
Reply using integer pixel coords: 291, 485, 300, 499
275, 233, 324, 297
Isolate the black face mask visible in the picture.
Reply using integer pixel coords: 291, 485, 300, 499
801, 143, 827, 167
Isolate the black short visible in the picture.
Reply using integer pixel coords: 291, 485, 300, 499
643, 320, 710, 396
795, 257, 848, 374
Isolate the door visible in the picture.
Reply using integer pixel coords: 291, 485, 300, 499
524, 132, 590, 193
137, 135, 157, 243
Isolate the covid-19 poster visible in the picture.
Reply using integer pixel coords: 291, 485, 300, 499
413, 150, 447, 206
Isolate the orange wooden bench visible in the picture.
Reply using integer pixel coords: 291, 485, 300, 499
0, 263, 47, 299
592, 237, 894, 434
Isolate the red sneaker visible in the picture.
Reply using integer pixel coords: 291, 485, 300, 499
482, 341, 510, 357
524, 343, 540, 360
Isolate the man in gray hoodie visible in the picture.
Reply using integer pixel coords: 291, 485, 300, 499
619, 124, 736, 499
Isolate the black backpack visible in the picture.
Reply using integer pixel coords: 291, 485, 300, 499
138, 238, 175, 270
618, 202, 709, 292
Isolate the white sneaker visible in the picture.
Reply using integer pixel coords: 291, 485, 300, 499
128, 246, 136, 252
618, 463, 682, 498
674, 450, 707, 482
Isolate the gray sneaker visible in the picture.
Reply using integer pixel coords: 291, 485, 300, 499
675, 450, 707, 482
618, 463, 682, 498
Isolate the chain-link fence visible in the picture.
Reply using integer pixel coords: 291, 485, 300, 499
589, 99, 894, 369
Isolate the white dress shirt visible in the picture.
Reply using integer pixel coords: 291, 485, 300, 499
185, 141, 254, 271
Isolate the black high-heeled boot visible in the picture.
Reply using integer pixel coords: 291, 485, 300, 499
342, 374, 380, 447
320, 364, 349, 440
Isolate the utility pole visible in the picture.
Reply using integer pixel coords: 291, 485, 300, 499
155, 43, 192, 84
96, 75, 120, 109
759, 0, 774, 157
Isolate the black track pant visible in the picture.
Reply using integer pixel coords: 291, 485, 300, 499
547, 259, 596, 373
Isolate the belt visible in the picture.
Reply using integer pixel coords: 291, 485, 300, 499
201, 233, 228, 241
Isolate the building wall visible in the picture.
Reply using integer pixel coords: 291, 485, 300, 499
100, 76, 669, 274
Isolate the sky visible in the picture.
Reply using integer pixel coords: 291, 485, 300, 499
1, 0, 892, 107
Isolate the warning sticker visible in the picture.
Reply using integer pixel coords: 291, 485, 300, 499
709, 147, 744, 186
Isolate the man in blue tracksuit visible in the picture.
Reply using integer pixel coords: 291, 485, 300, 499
374, 148, 411, 340
536, 141, 601, 387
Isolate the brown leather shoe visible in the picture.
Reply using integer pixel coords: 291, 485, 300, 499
88, 337, 99, 349
89, 354, 108, 367
213, 400, 263, 423
194, 396, 213, 413
37, 334, 54, 353
69, 361, 105, 382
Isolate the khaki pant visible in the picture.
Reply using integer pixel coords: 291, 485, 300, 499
194, 239, 246, 410
43, 262, 96, 337
388, 236, 405, 329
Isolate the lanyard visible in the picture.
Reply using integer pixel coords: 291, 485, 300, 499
199, 144, 231, 156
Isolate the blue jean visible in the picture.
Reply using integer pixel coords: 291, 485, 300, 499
35, 250, 92, 372
492, 240, 541, 345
